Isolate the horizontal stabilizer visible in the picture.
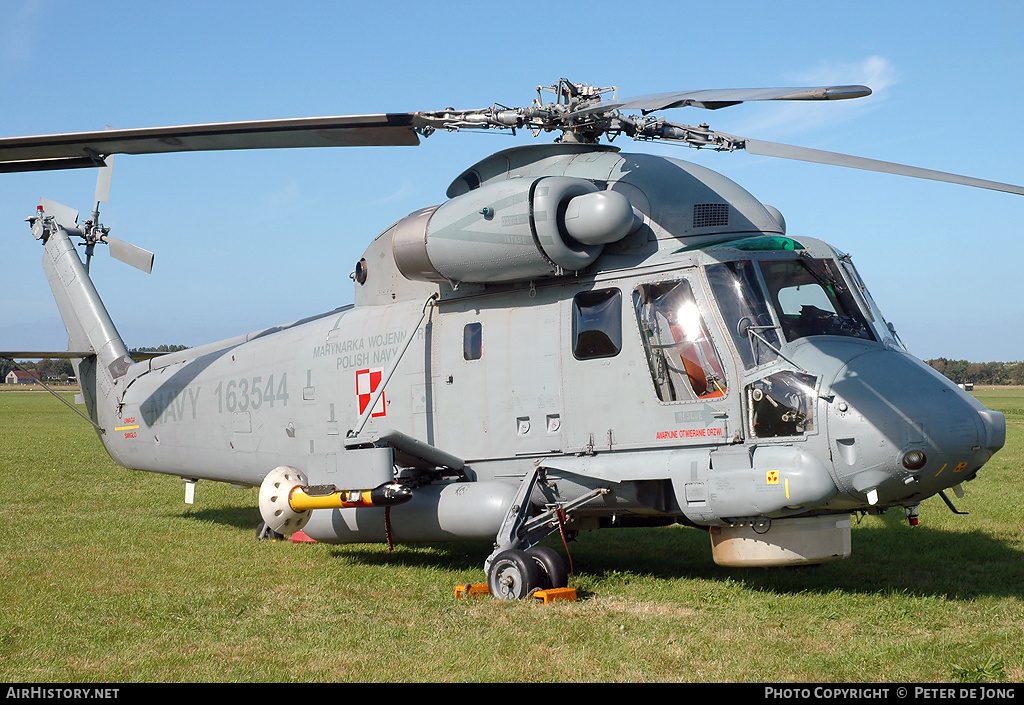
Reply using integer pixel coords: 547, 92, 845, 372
1, 351, 95, 360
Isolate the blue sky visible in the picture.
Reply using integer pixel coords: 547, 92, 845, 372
2, 0, 1023, 362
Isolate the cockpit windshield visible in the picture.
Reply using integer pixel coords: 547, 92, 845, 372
707, 256, 875, 359
759, 257, 875, 342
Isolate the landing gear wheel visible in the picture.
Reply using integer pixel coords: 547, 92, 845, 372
255, 522, 284, 541
526, 545, 568, 590
487, 549, 544, 600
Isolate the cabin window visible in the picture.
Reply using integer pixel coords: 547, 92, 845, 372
634, 279, 727, 401
572, 289, 621, 360
463, 322, 482, 361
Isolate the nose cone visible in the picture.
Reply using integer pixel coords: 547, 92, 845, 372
825, 348, 1004, 507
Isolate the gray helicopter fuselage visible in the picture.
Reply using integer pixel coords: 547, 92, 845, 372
56, 143, 1004, 559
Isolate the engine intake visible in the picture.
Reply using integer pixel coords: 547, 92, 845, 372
392, 176, 638, 284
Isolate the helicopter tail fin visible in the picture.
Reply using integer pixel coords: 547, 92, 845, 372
38, 211, 132, 428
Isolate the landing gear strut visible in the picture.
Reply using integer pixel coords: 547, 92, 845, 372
483, 467, 602, 599
255, 522, 284, 541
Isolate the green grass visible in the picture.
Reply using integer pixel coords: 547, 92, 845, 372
0, 388, 1022, 682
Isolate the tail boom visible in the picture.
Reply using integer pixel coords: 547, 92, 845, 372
37, 216, 131, 436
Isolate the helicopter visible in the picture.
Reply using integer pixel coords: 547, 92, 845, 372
1, 79, 1016, 599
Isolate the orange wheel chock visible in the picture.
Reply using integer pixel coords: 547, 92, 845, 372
532, 587, 577, 604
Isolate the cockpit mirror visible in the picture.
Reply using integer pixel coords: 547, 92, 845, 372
737, 316, 752, 339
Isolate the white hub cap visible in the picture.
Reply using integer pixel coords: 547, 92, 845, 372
258, 466, 310, 535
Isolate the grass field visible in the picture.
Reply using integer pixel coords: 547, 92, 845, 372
0, 387, 1021, 683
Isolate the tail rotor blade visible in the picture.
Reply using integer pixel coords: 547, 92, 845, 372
38, 197, 80, 229
105, 236, 154, 274
94, 154, 115, 205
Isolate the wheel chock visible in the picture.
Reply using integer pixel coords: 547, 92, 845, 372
532, 587, 577, 604
456, 583, 490, 599
455, 583, 577, 602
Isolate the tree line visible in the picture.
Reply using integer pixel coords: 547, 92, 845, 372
925, 359, 1024, 386
5, 350, 1021, 386
0, 357, 75, 382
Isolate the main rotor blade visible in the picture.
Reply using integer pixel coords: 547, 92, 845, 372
105, 236, 154, 274
573, 85, 872, 116
0, 114, 419, 173
741, 138, 1024, 196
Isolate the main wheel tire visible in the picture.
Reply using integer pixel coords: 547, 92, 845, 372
526, 545, 568, 590
487, 549, 544, 600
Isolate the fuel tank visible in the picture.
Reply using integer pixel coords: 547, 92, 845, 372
301, 480, 518, 544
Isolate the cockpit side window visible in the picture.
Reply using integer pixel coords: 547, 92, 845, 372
758, 258, 875, 343
748, 371, 818, 437
706, 260, 780, 369
634, 279, 727, 402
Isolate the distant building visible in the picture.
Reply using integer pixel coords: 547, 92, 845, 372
5, 370, 41, 385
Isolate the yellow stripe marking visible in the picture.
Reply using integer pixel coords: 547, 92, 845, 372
935, 463, 948, 477
785, 478, 790, 499
115, 424, 140, 431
